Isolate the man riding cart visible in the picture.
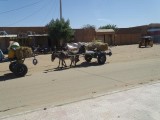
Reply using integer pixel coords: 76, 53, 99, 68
2, 41, 38, 77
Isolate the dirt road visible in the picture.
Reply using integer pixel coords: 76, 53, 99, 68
1, 44, 160, 75
0, 44, 160, 117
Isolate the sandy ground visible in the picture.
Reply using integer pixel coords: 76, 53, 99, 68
1, 44, 160, 118
2, 82, 160, 120
1, 44, 160, 76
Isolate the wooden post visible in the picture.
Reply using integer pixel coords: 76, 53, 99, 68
60, 0, 62, 20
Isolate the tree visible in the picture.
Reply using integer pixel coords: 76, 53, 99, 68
82, 24, 96, 29
46, 18, 73, 47
99, 24, 117, 30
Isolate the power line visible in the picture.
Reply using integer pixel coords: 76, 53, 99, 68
1, 0, 60, 26
0, 0, 45, 15
7, 0, 48, 26
40, 0, 58, 25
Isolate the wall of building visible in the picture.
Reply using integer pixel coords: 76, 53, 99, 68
0, 27, 49, 52
115, 25, 148, 45
1, 24, 160, 52
96, 34, 115, 45
74, 29, 95, 42
0, 37, 10, 53
115, 33, 142, 45
147, 24, 160, 43
0, 27, 48, 34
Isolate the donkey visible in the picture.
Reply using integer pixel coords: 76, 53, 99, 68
51, 51, 79, 68
51, 45, 86, 68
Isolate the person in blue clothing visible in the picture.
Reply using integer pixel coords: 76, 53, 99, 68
0, 49, 4, 61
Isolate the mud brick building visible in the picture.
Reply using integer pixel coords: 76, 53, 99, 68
0, 23, 160, 52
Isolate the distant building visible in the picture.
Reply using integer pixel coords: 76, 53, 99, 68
115, 25, 148, 45
147, 23, 160, 43
0, 23, 160, 52
95, 29, 115, 45
0, 27, 48, 52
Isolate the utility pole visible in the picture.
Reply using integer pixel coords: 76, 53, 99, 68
60, 0, 62, 20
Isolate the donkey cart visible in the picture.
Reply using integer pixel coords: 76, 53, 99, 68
84, 49, 112, 64
51, 44, 112, 68
3, 47, 38, 77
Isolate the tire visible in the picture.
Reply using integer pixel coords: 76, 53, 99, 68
150, 41, 153, 47
9, 62, 17, 72
98, 54, 106, 64
33, 58, 38, 65
85, 54, 92, 62
139, 42, 142, 48
13, 63, 28, 77
145, 41, 148, 47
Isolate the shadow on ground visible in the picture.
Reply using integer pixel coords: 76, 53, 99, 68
43, 67, 70, 73
44, 61, 109, 73
0, 73, 17, 81
0, 73, 30, 81
76, 61, 107, 68
138, 46, 153, 48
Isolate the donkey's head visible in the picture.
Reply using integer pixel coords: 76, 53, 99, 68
78, 45, 86, 54
51, 52, 57, 62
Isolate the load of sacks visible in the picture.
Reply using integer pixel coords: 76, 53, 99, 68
15, 47, 33, 60
66, 41, 108, 53
86, 41, 108, 51
66, 42, 87, 54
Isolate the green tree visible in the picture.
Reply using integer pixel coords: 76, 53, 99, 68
82, 24, 96, 29
46, 18, 73, 47
99, 24, 117, 30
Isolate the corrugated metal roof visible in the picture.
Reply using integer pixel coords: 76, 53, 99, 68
28, 34, 48, 37
0, 35, 17, 38
0, 27, 48, 34
96, 29, 115, 33
0, 34, 48, 38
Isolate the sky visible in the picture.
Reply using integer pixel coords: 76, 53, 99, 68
0, 0, 160, 29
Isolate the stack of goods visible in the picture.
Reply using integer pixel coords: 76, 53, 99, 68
66, 43, 79, 54
15, 47, 33, 60
86, 41, 108, 51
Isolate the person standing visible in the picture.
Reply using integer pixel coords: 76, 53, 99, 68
0, 49, 4, 61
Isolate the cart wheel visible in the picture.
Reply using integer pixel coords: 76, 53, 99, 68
139, 43, 141, 48
13, 63, 28, 77
85, 54, 92, 62
9, 62, 17, 72
150, 41, 153, 47
145, 41, 148, 47
33, 58, 38, 65
98, 54, 106, 64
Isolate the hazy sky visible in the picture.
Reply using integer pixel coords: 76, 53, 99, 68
0, 0, 159, 28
